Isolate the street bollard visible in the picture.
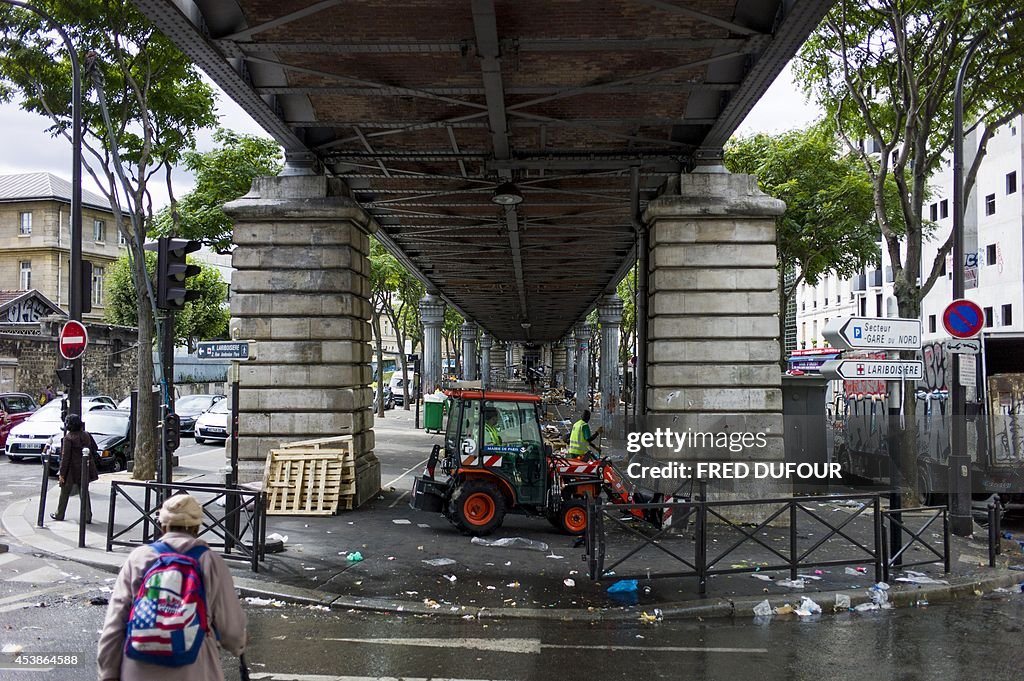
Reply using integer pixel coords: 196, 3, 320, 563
993, 494, 1002, 556
36, 451, 50, 528
78, 447, 90, 548
987, 499, 998, 568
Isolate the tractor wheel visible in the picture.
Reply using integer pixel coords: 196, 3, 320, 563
451, 479, 506, 536
558, 499, 588, 536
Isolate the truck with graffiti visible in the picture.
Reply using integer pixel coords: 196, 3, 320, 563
830, 335, 1024, 507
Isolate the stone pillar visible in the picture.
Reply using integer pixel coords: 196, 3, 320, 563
419, 294, 445, 392
564, 335, 577, 396
575, 323, 591, 409
225, 174, 380, 505
460, 322, 477, 380
479, 332, 492, 389
598, 295, 623, 438
644, 171, 785, 511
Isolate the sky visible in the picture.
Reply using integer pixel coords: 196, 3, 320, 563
0, 62, 822, 208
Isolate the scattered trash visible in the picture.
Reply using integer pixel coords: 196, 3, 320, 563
894, 571, 948, 585
777, 579, 805, 589
794, 596, 821, 617
471, 537, 549, 552
392, 519, 412, 525
303, 567, 316, 571
773, 604, 794, 615
443, 574, 457, 583
796, 574, 823, 581
305, 605, 330, 612
347, 551, 364, 562
751, 574, 774, 581
639, 611, 660, 623
834, 593, 851, 611
546, 552, 564, 559
506, 581, 520, 588
244, 597, 286, 608
564, 579, 576, 587
844, 567, 868, 576
753, 600, 773, 617
854, 602, 880, 612
417, 524, 431, 529
423, 599, 441, 609
266, 533, 288, 544
868, 584, 889, 606
607, 580, 639, 594
89, 597, 109, 606
1, 644, 23, 654
422, 558, 457, 567
915, 599, 929, 607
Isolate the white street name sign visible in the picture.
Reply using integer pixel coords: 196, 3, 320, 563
822, 316, 922, 351
819, 359, 924, 381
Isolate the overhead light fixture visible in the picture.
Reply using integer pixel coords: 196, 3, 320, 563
492, 181, 524, 206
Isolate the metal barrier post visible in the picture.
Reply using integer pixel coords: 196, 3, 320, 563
37, 452, 50, 527
78, 448, 90, 548
873, 496, 884, 584
143, 486, 152, 543
696, 497, 707, 595
988, 501, 998, 568
789, 502, 798, 580
881, 515, 889, 583
994, 494, 1002, 556
106, 484, 116, 551
942, 508, 951, 573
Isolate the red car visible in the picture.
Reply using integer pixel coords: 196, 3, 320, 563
0, 393, 38, 448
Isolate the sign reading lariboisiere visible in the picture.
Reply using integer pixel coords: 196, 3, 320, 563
819, 359, 924, 381
196, 341, 255, 361
822, 316, 922, 351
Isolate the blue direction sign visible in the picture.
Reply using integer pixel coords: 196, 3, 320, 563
942, 299, 984, 339
197, 341, 253, 361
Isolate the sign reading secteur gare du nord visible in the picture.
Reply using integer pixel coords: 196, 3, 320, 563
196, 341, 253, 361
822, 316, 922, 351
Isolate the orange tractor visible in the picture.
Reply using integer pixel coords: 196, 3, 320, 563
411, 390, 669, 536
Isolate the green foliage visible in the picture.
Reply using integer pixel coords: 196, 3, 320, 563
104, 252, 229, 346
153, 128, 282, 251
616, 269, 636, 366
725, 124, 885, 294
795, 0, 1024, 315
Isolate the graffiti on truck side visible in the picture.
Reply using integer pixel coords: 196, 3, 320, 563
920, 341, 947, 393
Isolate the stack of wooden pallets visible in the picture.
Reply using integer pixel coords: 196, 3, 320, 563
263, 435, 356, 515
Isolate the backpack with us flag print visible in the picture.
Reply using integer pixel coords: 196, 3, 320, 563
124, 541, 210, 667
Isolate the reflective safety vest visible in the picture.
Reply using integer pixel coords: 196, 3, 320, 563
484, 423, 502, 445
569, 419, 589, 457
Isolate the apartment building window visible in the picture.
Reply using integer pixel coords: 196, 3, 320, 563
984, 306, 994, 327
928, 315, 936, 333
91, 265, 105, 306
118, 230, 127, 246
940, 199, 948, 218
985, 194, 996, 215
859, 297, 867, 316
18, 212, 31, 235
1003, 304, 1013, 326
1008, 171, 1018, 195
929, 203, 938, 221
93, 219, 106, 242
875, 293, 883, 317
19, 261, 30, 290
987, 243, 997, 265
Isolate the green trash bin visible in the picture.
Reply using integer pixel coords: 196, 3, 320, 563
423, 399, 445, 433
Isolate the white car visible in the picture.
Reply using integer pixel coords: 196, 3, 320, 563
193, 399, 230, 445
6, 398, 114, 462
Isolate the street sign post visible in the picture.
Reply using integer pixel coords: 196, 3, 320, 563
822, 316, 922, 351
196, 341, 255, 361
942, 299, 985, 339
58, 320, 88, 361
819, 359, 924, 381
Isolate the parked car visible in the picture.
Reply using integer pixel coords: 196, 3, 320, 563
194, 399, 229, 445
44, 409, 132, 475
0, 393, 38, 448
6, 398, 114, 462
175, 394, 225, 434
389, 371, 419, 406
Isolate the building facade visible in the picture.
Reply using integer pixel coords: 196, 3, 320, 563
0, 173, 124, 323
795, 116, 1024, 351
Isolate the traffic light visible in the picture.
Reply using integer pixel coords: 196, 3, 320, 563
148, 237, 201, 311
164, 412, 181, 453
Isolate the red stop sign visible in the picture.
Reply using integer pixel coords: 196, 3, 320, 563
59, 320, 89, 360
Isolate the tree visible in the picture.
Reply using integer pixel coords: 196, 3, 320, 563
153, 128, 282, 251
104, 252, 229, 348
0, 1, 217, 479
725, 123, 887, 365
796, 0, 1024, 499
370, 238, 425, 410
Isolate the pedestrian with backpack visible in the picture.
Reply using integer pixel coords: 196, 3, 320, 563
97, 493, 247, 680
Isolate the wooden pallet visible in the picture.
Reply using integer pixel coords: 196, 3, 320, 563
263, 447, 354, 516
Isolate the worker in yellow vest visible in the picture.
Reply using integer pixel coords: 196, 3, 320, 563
483, 409, 502, 446
568, 410, 601, 459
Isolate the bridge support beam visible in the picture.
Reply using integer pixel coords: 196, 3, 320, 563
598, 294, 624, 439
643, 171, 786, 516
564, 334, 577, 398
419, 294, 445, 393
575, 323, 591, 410
225, 175, 380, 504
